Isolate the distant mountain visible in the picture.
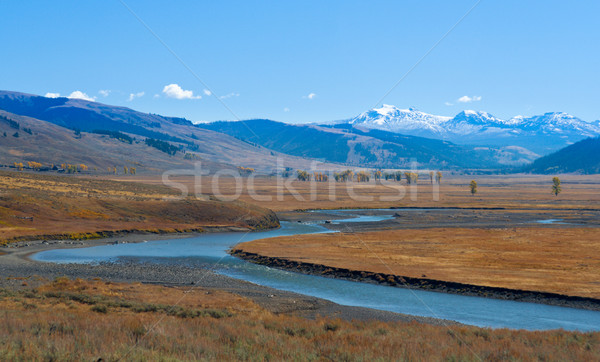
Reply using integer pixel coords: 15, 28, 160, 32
524, 137, 600, 174
0, 90, 327, 173
199, 119, 536, 169
344, 105, 600, 154
349, 105, 450, 137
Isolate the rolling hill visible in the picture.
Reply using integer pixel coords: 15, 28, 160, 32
0, 90, 332, 173
524, 137, 600, 174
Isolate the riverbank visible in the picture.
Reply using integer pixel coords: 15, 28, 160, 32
0, 232, 455, 325
230, 249, 600, 311
231, 210, 600, 311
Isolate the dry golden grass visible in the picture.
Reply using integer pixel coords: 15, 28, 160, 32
0, 278, 598, 360
0, 171, 278, 243
235, 227, 600, 298
127, 174, 600, 211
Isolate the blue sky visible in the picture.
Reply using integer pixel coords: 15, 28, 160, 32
1, 1, 599, 123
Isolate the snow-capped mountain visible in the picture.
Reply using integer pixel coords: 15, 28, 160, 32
510, 112, 600, 136
349, 104, 450, 138
346, 105, 600, 154
444, 110, 511, 136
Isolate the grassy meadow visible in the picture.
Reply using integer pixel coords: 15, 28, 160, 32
0, 171, 278, 244
127, 173, 600, 211
234, 227, 600, 299
0, 278, 598, 361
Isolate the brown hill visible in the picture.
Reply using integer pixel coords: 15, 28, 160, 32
0, 90, 338, 174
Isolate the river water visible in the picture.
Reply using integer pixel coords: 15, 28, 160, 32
32, 210, 600, 331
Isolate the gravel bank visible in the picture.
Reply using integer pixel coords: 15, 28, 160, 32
0, 235, 457, 326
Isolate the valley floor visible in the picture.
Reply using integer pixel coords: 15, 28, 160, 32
2, 172, 600, 359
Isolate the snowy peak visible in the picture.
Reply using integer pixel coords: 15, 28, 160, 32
450, 110, 506, 126
516, 112, 600, 135
345, 105, 600, 154
350, 104, 450, 135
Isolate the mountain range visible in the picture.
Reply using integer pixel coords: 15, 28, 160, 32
199, 119, 537, 169
0, 89, 598, 173
347, 105, 600, 154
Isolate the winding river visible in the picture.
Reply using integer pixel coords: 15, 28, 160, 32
32, 210, 600, 331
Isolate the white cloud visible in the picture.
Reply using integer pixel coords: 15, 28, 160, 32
128, 91, 145, 101
445, 102, 454, 106
203, 89, 212, 96
45, 92, 61, 98
219, 92, 240, 100
162, 83, 201, 99
457, 95, 482, 103
283, 107, 290, 112
68, 91, 96, 102
303, 92, 316, 100
98, 90, 111, 97
153, 94, 160, 98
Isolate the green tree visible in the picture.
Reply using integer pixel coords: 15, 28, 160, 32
469, 180, 478, 195
552, 177, 562, 196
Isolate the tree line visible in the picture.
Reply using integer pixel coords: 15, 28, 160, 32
293, 169, 444, 184
8, 161, 137, 175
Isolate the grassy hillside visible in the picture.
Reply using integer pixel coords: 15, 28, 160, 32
0, 110, 232, 174
525, 137, 600, 174
0, 91, 340, 173
0, 171, 278, 243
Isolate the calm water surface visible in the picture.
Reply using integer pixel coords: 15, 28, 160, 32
33, 209, 600, 331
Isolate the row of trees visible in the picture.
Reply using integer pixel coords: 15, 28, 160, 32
313, 172, 329, 182
108, 166, 137, 175
61, 163, 88, 173
294, 169, 443, 184
9, 161, 137, 175
333, 170, 354, 182
356, 171, 370, 182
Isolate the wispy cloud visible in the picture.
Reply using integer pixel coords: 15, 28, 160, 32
303, 92, 316, 100
162, 83, 201, 100
203, 89, 212, 96
444, 102, 454, 106
45, 92, 61, 98
283, 107, 290, 112
68, 91, 96, 102
457, 95, 482, 103
219, 92, 239, 100
128, 91, 145, 101
98, 89, 111, 97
